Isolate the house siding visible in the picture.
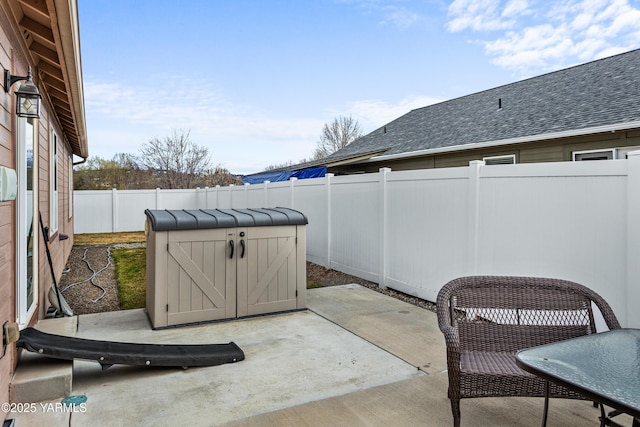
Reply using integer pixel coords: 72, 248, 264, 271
331, 130, 640, 174
0, 11, 19, 408
37, 116, 74, 320
0, 6, 76, 408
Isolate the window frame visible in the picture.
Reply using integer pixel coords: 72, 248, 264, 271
68, 159, 73, 219
49, 129, 59, 235
16, 116, 38, 328
572, 149, 615, 161
483, 154, 516, 165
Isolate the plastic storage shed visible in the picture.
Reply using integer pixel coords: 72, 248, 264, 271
145, 208, 308, 328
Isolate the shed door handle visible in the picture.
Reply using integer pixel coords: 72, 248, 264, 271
240, 239, 245, 258
229, 240, 234, 259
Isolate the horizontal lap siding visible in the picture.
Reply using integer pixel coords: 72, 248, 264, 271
333, 130, 639, 174
0, 7, 80, 407
38, 110, 52, 322
41, 136, 74, 319
0, 13, 16, 408
0, 218, 13, 407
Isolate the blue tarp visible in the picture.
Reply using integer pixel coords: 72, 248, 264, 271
242, 166, 327, 185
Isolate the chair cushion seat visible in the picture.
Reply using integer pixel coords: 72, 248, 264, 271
461, 350, 533, 376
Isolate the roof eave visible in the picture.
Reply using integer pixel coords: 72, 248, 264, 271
320, 149, 388, 168
366, 121, 640, 163
50, 0, 87, 158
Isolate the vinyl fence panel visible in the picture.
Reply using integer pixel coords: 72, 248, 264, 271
114, 190, 157, 232
293, 178, 330, 267
328, 174, 380, 282
385, 167, 470, 303
73, 152, 640, 327
475, 160, 629, 325
74, 190, 115, 233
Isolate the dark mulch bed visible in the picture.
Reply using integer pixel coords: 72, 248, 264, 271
306, 262, 436, 312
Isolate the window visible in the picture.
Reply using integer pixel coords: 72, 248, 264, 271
573, 149, 615, 161
617, 146, 640, 159
483, 154, 516, 165
17, 116, 38, 327
50, 130, 58, 234
572, 147, 640, 161
68, 160, 73, 219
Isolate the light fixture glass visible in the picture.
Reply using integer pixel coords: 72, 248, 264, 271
15, 78, 41, 118
4, 67, 41, 119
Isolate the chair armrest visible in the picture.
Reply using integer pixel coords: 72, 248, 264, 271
437, 282, 461, 370
440, 323, 461, 370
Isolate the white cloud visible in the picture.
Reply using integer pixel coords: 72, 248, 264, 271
447, 0, 527, 31
446, 0, 640, 74
84, 78, 446, 173
502, 0, 530, 18
338, 0, 426, 29
85, 77, 322, 141
84, 77, 324, 174
380, 5, 422, 28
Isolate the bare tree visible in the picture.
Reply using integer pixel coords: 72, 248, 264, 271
201, 167, 242, 187
138, 130, 213, 189
74, 153, 152, 190
313, 116, 363, 160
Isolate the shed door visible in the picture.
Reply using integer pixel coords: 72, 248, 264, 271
166, 229, 236, 325
237, 226, 298, 317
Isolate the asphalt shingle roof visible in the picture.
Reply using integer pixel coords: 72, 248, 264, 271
325, 49, 640, 163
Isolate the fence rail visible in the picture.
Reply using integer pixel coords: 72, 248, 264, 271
74, 152, 640, 328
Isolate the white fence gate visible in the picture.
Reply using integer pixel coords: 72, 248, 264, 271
74, 152, 640, 328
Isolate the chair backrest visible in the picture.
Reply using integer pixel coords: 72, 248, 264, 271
437, 276, 621, 353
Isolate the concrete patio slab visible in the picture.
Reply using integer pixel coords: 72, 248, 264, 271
70, 307, 421, 426
221, 367, 613, 427
307, 284, 446, 373
6, 284, 633, 426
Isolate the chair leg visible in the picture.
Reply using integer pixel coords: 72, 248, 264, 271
451, 398, 461, 427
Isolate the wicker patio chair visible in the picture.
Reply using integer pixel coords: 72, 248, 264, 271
436, 276, 621, 427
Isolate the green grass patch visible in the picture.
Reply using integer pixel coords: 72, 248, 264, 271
74, 232, 145, 246
79, 231, 319, 309
112, 247, 146, 310
306, 278, 323, 289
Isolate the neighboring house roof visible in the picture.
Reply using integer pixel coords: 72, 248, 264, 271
6, 0, 88, 158
242, 166, 327, 184
245, 149, 386, 178
325, 48, 640, 165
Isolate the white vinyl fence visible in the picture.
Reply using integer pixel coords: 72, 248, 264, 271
74, 152, 640, 328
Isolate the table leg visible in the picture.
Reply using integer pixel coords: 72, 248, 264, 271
541, 380, 549, 427
599, 405, 636, 427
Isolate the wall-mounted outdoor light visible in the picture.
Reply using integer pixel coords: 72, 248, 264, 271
4, 66, 41, 119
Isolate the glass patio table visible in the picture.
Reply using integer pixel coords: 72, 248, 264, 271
516, 328, 640, 427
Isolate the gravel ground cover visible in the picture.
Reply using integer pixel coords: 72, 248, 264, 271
58, 245, 120, 315
59, 244, 437, 315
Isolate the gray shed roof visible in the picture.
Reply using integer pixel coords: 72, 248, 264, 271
325, 49, 640, 163
145, 208, 308, 231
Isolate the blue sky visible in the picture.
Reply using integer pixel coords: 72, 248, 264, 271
78, 0, 640, 174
